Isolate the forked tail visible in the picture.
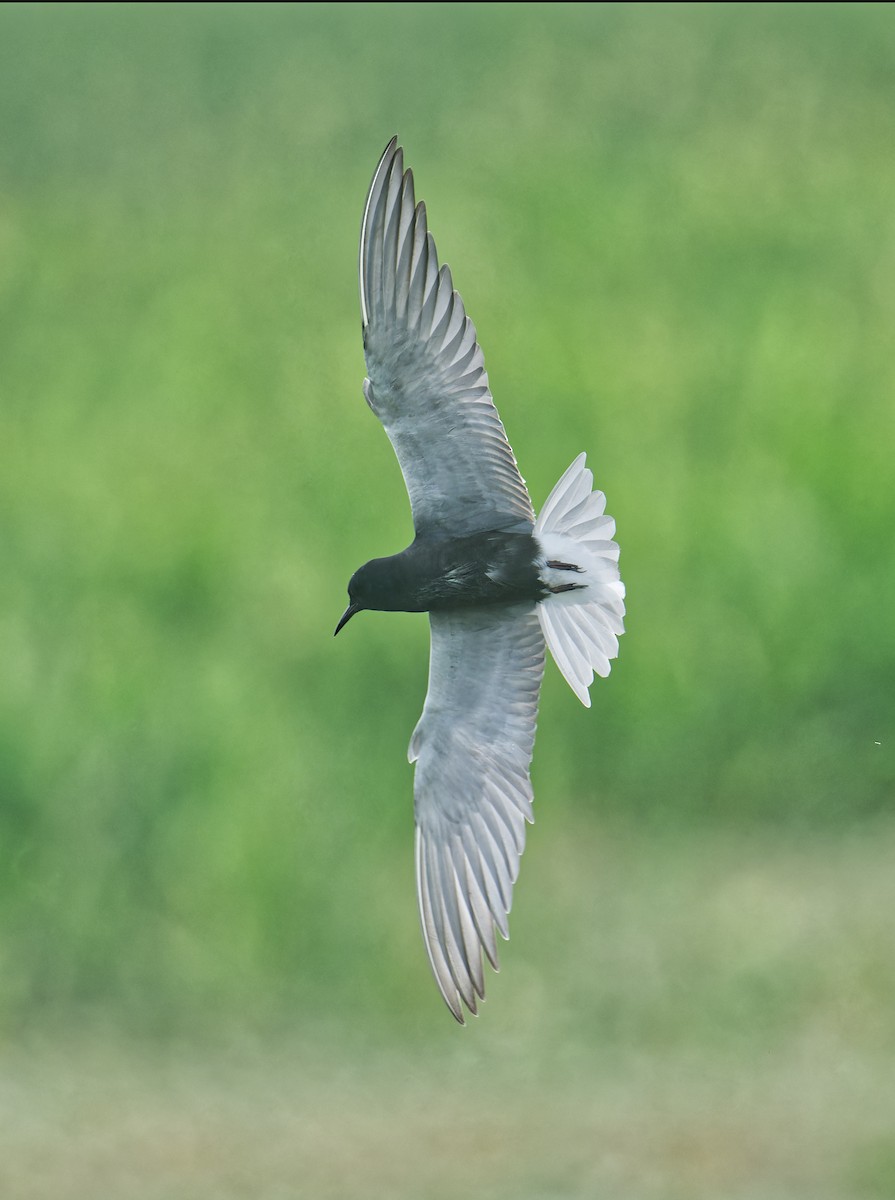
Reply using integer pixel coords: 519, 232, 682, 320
534, 454, 625, 706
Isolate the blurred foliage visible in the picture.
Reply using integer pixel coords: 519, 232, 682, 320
0, 2, 893, 1034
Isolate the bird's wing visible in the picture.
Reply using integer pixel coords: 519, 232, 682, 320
409, 605, 545, 1022
359, 138, 535, 539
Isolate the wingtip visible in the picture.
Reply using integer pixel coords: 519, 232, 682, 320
378, 134, 400, 165
359, 136, 404, 328
447, 999, 467, 1026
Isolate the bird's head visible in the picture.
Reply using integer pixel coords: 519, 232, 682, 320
334, 557, 400, 635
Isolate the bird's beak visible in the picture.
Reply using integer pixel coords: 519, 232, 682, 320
334, 603, 361, 636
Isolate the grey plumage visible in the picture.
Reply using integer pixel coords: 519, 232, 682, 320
360, 137, 534, 540
410, 606, 544, 1020
342, 138, 625, 1022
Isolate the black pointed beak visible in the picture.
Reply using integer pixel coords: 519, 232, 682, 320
334, 603, 361, 636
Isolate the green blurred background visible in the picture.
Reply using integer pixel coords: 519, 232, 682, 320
1, 3, 894, 1197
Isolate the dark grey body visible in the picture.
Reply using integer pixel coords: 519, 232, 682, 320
335, 528, 588, 633
349, 530, 546, 616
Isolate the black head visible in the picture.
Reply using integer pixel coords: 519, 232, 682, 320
334, 556, 405, 636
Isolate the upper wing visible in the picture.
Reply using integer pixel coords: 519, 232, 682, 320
409, 605, 545, 1022
359, 138, 535, 539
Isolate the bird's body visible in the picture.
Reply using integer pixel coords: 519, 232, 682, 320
343, 528, 593, 617
337, 139, 625, 1022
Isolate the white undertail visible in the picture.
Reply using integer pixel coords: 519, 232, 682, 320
534, 454, 625, 706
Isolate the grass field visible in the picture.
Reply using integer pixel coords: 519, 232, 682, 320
3, 823, 894, 1199
0, 4, 893, 1195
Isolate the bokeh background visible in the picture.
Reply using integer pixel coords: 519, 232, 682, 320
2, 3, 894, 1197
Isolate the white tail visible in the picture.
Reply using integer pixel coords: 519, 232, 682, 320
534, 454, 625, 706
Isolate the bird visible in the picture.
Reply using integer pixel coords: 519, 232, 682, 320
335, 138, 625, 1023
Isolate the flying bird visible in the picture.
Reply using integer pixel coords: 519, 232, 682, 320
336, 138, 625, 1022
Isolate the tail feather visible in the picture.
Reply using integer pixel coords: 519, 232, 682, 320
534, 454, 625, 705
534, 453, 593, 532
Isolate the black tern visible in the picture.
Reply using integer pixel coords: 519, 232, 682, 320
336, 138, 625, 1022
